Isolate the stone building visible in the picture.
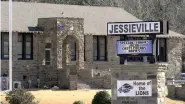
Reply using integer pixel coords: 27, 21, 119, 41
1, 1, 185, 91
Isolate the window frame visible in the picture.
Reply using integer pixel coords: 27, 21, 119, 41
45, 46, 52, 65
84, 36, 86, 61
70, 38, 77, 61
1, 32, 9, 60
18, 33, 33, 60
71, 42, 77, 61
93, 36, 107, 61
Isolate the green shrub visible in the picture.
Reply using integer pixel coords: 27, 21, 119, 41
73, 100, 84, 104
92, 91, 111, 104
5, 88, 39, 104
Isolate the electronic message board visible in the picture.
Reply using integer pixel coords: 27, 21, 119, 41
116, 40, 153, 55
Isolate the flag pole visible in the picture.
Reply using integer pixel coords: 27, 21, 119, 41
0, 0, 1, 94
9, 0, 13, 91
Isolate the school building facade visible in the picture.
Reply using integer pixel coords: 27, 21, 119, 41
1, 2, 185, 96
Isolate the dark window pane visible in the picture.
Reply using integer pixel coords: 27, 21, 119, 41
18, 34, 23, 58
26, 35, 31, 56
157, 38, 167, 62
71, 55, 76, 60
99, 36, 105, 59
45, 50, 51, 62
45, 41, 51, 65
45, 43, 51, 48
93, 36, 98, 60
18, 34, 22, 42
17, 43, 22, 58
70, 38, 76, 61
26, 35, 31, 42
26, 54, 31, 59
26, 42, 31, 54
99, 56, 105, 60
3, 41, 9, 58
84, 36, 86, 61
17, 33, 33, 60
2, 33, 9, 58
93, 36, 107, 61
1, 33, 9, 59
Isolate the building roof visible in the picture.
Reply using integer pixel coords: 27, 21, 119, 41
157, 30, 185, 38
1, 1, 185, 38
1, 1, 139, 34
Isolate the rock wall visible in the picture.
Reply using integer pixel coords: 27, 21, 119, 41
1, 32, 40, 88
167, 38, 184, 79
1, 18, 184, 93
166, 38, 184, 98
176, 85, 185, 100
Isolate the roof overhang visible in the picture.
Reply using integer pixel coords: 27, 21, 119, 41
156, 35, 185, 38
1, 27, 43, 33
1, 30, 43, 33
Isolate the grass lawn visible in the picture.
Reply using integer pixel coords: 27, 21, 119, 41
1, 89, 185, 104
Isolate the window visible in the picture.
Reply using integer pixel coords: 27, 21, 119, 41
70, 38, 76, 61
45, 43, 51, 65
18, 33, 33, 60
93, 36, 107, 61
156, 38, 167, 62
1, 32, 9, 59
84, 36, 86, 61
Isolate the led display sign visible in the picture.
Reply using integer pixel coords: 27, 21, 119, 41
116, 40, 153, 55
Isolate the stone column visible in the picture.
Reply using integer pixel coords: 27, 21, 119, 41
66, 41, 71, 65
85, 35, 93, 64
108, 36, 120, 64
157, 71, 166, 104
57, 31, 63, 69
78, 38, 84, 70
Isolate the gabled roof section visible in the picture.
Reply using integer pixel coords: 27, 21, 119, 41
1, 1, 185, 38
1, 1, 139, 34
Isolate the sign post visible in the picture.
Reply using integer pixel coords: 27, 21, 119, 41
109, 20, 169, 104
116, 40, 153, 55
107, 21, 167, 35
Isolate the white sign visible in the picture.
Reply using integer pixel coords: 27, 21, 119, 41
166, 79, 185, 85
107, 22, 161, 35
117, 80, 152, 97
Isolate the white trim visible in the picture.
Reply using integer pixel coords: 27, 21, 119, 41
45, 47, 52, 65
